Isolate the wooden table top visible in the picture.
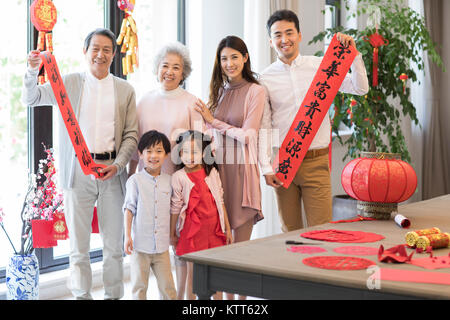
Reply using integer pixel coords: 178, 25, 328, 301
182, 195, 450, 299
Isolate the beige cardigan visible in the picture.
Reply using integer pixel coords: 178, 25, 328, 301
22, 69, 138, 193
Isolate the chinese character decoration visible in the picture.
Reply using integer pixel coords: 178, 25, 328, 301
116, 0, 139, 75
30, 0, 57, 85
399, 73, 408, 94
273, 35, 357, 187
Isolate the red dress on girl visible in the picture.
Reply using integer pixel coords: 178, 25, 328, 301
176, 168, 227, 256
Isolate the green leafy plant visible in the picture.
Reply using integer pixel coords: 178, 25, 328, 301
310, 0, 444, 162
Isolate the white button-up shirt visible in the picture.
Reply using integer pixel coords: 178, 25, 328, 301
258, 53, 369, 175
78, 71, 115, 154
123, 170, 172, 254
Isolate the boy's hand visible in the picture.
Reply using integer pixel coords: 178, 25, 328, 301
124, 237, 133, 255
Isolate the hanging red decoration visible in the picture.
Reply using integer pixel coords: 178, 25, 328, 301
30, 0, 57, 32
341, 156, 417, 203
303, 256, 376, 270
363, 31, 389, 87
399, 73, 408, 94
30, 0, 57, 84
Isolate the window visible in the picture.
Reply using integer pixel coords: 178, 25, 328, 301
0, 0, 28, 282
125, 0, 180, 101
324, 0, 341, 49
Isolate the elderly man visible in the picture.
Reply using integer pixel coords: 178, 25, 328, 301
22, 28, 138, 300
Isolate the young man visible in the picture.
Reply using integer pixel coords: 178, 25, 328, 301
123, 130, 177, 300
22, 28, 138, 299
258, 10, 369, 232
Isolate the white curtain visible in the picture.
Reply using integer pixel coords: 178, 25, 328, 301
409, 0, 450, 200
244, 0, 304, 239
244, 0, 282, 239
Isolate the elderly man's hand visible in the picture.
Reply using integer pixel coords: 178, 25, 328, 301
27, 50, 42, 70
98, 164, 118, 181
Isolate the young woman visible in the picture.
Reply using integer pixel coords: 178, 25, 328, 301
195, 36, 265, 300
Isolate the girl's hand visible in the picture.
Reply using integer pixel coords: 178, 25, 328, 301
170, 234, 179, 248
124, 237, 133, 255
226, 229, 233, 245
194, 98, 215, 124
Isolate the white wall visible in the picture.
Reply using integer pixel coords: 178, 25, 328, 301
186, 0, 244, 101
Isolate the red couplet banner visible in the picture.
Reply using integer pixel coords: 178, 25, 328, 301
273, 35, 358, 188
39, 51, 106, 178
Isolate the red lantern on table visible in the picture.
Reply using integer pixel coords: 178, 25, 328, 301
341, 152, 417, 219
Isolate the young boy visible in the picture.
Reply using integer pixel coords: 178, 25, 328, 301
123, 130, 177, 300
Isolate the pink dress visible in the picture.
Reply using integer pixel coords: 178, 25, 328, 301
176, 168, 226, 256
211, 79, 265, 230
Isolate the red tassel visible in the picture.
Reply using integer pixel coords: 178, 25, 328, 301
92, 207, 99, 233
373, 48, 379, 87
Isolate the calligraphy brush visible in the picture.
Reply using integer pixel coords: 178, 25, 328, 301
285, 240, 323, 245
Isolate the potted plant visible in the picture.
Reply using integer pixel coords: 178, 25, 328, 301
309, 0, 444, 219
0, 145, 64, 300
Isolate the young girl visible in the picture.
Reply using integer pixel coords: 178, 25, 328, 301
170, 130, 233, 300
194, 36, 265, 299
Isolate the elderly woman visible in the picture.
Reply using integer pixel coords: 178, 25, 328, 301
129, 42, 204, 176
128, 42, 204, 300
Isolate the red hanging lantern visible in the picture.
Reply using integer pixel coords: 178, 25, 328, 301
399, 73, 408, 94
363, 31, 389, 87
30, 0, 57, 84
341, 152, 417, 219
